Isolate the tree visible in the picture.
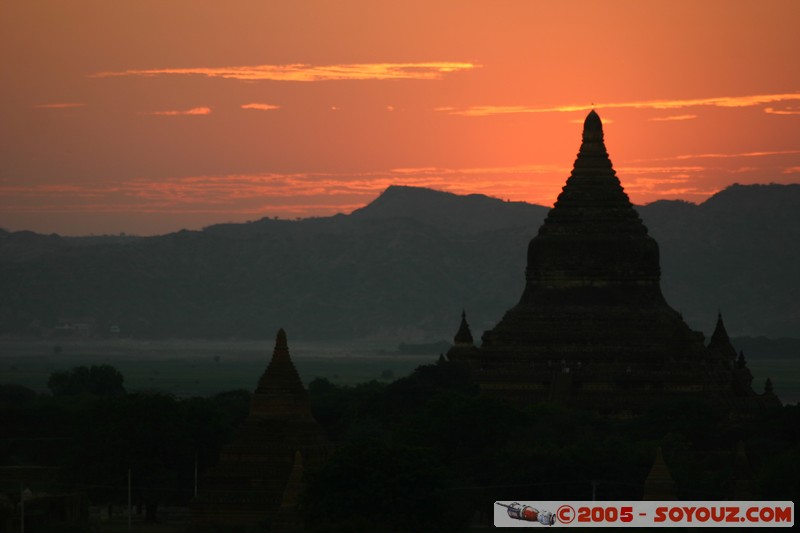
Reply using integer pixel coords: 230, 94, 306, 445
48, 365, 125, 396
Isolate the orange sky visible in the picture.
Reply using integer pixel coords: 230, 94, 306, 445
1, 0, 799, 235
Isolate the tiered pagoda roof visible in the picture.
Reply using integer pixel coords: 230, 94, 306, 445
452, 111, 778, 415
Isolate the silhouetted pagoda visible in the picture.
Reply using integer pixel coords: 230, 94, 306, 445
449, 111, 778, 416
191, 329, 329, 531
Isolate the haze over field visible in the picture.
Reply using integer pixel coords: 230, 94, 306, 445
2, 1, 800, 235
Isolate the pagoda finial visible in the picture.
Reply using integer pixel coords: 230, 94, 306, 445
713, 313, 727, 338
273, 328, 290, 361
582, 110, 603, 142
708, 312, 738, 361
454, 309, 474, 345
764, 377, 774, 394
643, 446, 676, 501
252, 327, 309, 415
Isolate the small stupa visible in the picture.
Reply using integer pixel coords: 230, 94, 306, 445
191, 329, 329, 531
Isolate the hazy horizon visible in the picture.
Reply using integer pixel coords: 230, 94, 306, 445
3, 181, 797, 238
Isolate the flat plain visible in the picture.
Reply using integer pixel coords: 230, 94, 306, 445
0, 339, 797, 404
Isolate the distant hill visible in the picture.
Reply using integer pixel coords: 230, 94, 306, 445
349, 185, 547, 233
638, 183, 800, 339
1, 183, 798, 341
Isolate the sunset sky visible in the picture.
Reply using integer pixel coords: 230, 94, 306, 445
2, 0, 799, 235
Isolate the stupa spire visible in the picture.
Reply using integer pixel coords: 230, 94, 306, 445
446, 309, 479, 363
454, 309, 474, 345
273, 328, 290, 361
708, 313, 737, 361
252, 328, 310, 418
581, 109, 604, 143
643, 447, 676, 500
519, 109, 661, 302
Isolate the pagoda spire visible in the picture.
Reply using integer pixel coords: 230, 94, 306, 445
578, 109, 607, 156
519, 109, 661, 302
736, 350, 747, 369
272, 328, 290, 361
252, 328, 310, 418
454, 309, 474, 345
711, 313, 730, 343
708, 312, 738, 361
446, 310, 479, 363
643, 447, 676, 501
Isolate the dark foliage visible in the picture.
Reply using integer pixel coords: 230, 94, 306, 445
303, 439, 460, 532
47, 364, 126, 396
303, 363, 800, 529
0, 377, 250, 521
0, 383, 37, 404
2, 362, 798, 530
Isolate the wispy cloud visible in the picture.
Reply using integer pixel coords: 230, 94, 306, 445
4, 154, 797, 221
764, 106, 800, 115
633, 149, 800, 162
241, 103, 280, 111
32, 103, 86, 109
91, 62, 478, 82
649, 114, 697, 121
389, 164, 569, 176
0, 169, 562, 217
617, 165, 705, 174
442, 92, 800, 116
570, 117, 613, 124
145, 107, 212, 116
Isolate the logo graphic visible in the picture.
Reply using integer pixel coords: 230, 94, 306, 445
496, 502, 556, 526
495, 501, 793, 528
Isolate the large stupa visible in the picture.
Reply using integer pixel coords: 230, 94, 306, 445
448, 111, 779, 416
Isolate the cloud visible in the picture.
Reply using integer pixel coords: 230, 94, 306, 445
241, 103, 280, 111
617, 165, 705, 174
632, 149, 800, 163
4, 154, 796, 222
441, 92, 800, 116
764, 106, 800, 115
0, 169, 562, 218
649, 114, 697, 121
32, 103, 86, 109
570, 117, 613, 124
91, 62, 479, 82
145, 107, 212, 116
389, 164, 569, 176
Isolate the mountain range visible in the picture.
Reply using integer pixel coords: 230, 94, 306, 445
1, 183, 798, 341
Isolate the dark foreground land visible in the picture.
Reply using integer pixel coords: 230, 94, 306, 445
1, 356, 799, 532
